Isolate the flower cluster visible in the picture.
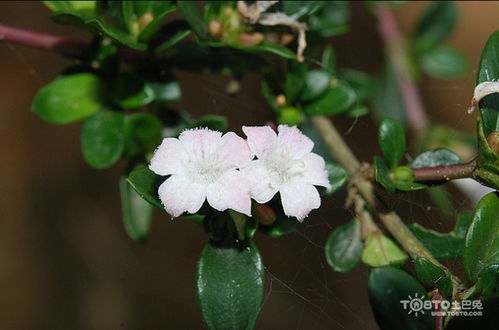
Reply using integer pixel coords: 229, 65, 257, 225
149, 125, 331, 221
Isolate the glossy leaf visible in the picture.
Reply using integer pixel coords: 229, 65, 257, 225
282, 1, 324, 19
85, 17, 148, 50
32, 73, 104, 124
464, 192, 499, 282
207, 42, 297, 60
437, 275, 453, 299
410, 148, 462, 168
177, 1, 208, 39
124, 113, 163, 158
408, 213, 473, 261
259, 214, 300, 238
154, 20, 192, 52
374, 156, 396, 193
322, 45, 336, 73
148, 79, 182, 103
196, 240, 264, 330
110, 73, 155, 109
361, 233, 408, 267
413, 1, 457, 53
304, 83, 356, 115
126, 166, 164, 210
188, 115, 228, 132
414, 257, 446, 288
379, 117, 406, 168
419, 45, 469, 79
285, 64, 305, 104
308, 1, 349, 38
325, 219, 363, 272
120, 176, 153, 243
372, 65, 407, 127
43, 1, 96, 15
81, 110, 125, 169
368, 267, 435, 330
300, 69, 331, 102
325, 162, 348, 194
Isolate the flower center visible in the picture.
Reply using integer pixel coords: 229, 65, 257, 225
266, 144, 305, 185
188, 153, 225, 184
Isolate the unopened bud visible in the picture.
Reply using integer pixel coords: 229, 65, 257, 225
280, 33, 294, 46
139, 13, 154, 29
486, 131, 499, 153
390, 166, 415, 182
238, 32, 264, 46
276, 94, 286, 106
253, 203, 277, 225
208, 19, 223, 38
278, 107, 302, 126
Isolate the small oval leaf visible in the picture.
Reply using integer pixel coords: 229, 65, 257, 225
464, 192, 499, 282
32, 73, 104, 124
325, 219, 363, 272
81, 110, 125, 169
410, 148, 462, 168
197, 240, 264, 330
379, 118, 406, 168
120, 176, 153, 243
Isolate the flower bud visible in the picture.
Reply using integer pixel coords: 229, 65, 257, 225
238, 32, 264, 46
253, 203, 276, 226
139, 13, 154, 30
208, 19, 223, 38
390, 166, 415, 182
278, 107, 302, 126
486, 131, 499, 153
276, 94, 286, 106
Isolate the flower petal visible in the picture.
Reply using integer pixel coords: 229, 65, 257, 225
179, 128, 222, 161
242, 160, 279, 203
158, 175, 206, 217
206, 170, 252, 216
150, 138, 189, 176
277, 125, 314, 159
298, 153, 331, 189
242, 126, 277, 159
218, 132, 254, 168
280, 183, 321, 221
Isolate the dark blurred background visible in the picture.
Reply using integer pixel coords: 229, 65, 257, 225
0, 1, 498, 329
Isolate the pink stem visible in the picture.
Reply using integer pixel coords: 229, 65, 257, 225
376, 5, 428, 137
0, 23, 86, 56
413, 159, 477, 182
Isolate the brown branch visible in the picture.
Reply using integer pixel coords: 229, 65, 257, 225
413, 159, 478, 182
0, 23, 86, 57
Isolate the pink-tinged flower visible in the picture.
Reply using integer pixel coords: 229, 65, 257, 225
149, 128, 254, 217
242, 125, 331, 221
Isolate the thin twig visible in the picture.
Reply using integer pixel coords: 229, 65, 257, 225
0, 23, 86, 57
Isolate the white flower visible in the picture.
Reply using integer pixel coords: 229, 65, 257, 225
242, 125, 331, 221
149, 128, 253, 217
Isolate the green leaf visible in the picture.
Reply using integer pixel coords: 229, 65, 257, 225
120, 176, 153, 243
188, 115, 228, 132
408, 213, 473, 261
477, 30, 499, 84
392, 180, 427, 192
325, 219, 363, 272
154, 20, 192, 53
148, 79, 182, 103
379, 117, 406, 168
284, 61, 306, 104
277, 107, 303, 126
126, 166, 164, 210
437, 275, 453, 299
124, 113, 163, 158
177, 1, 208, 39
228, 210, 247, 241
196, 240, 264, 330
475, 265, 498, 297
43, 1, 96, 15
85, 17, 148, 50
282, 1, 324, 19
308, 1, 349, 38
110, 73, 155, 109
464, 192, 499, 282
410, 148, 462, 168
374, 156, 396, 193
419, 45, 469, 79
361, 233, 408, 267
300, 69, 332, 102
322, 45, 336, 73
413, 1, 457, 53
81, 110, 125, 169
32, 73, 104, 124
303, 83, 356, 116
368, 267, 435, 330
325, 162, 348, 194
414, 257, 446, 288
372, 65, 407, 127
259, 213, 300, 238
